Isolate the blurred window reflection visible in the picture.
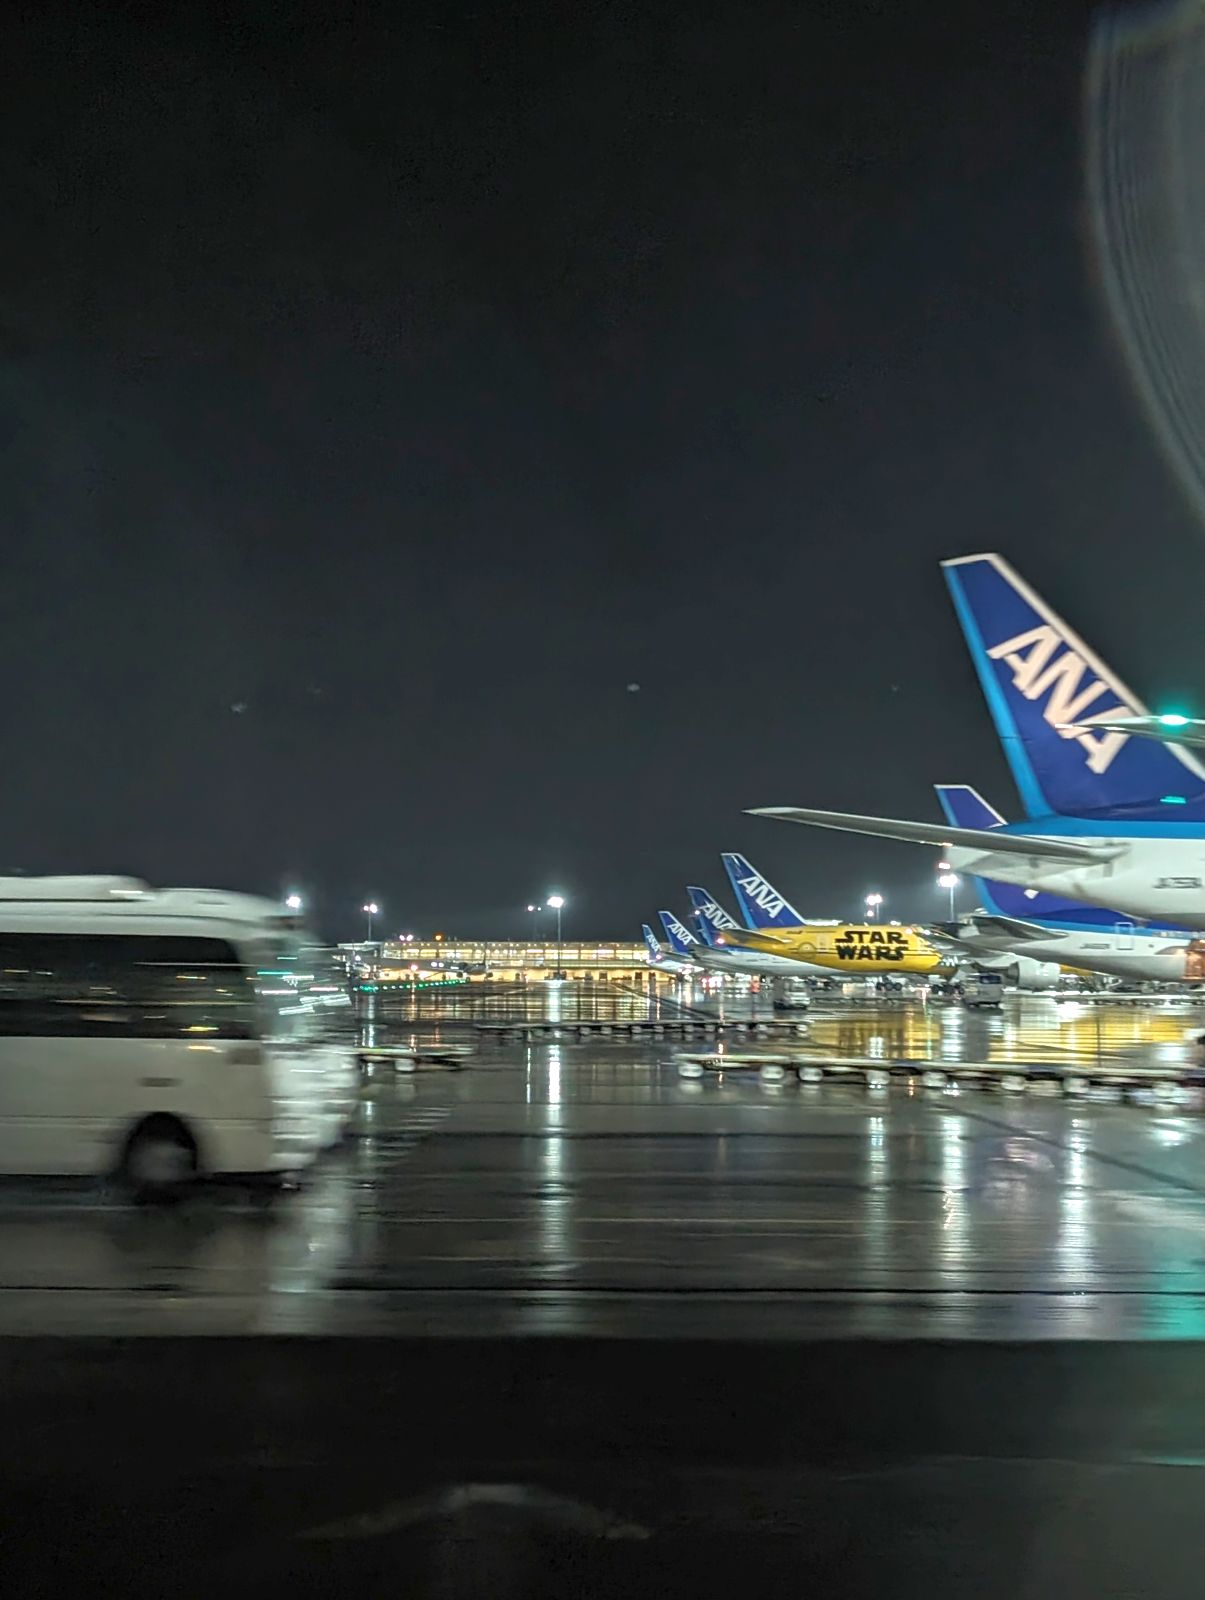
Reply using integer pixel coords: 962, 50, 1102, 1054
0, 934, 254, 1038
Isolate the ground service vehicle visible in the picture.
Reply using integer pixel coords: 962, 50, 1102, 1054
959, 973, 1005, 1009
0, 876, 356, 1194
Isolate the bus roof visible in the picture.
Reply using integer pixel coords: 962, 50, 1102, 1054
0, 878, 300, 932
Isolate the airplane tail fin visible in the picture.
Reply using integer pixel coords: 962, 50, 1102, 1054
933, 785, 1127, 925
720, 853, 805, 930
934, 784, 1006, 831
658, 910, 698, 957
941, 552, 1205, 819
686, 885, 739, 948
641, 924, 663, 961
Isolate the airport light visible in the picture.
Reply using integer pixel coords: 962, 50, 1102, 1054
547, 893, 566, 975
284, 892, 303, 913
526, 902, 543, 941
362, 901, 379, 942
937, 860, 951, 872
937, 872, 960, 920
865, 892, 883, 921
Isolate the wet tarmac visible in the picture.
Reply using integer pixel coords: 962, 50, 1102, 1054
9, 987, 1205, 1596
363, 979, 1205, 1071
1, 988, 1205, 1337
10, 1334, 1205, 1599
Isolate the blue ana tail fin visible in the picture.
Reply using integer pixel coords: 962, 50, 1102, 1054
941, 552, 1205, 819
641, 924, 664, 961
720, 853, 805, 930
934, 784, 1006, 831
658, 910, 698, 957
686, 885, 739, 947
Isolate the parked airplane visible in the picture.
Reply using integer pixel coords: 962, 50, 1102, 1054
641, 922, 694, 976
685, 884, 742, 940
683, 886, 828, 978
749, 553, 1205, 929
934, 786, 1205, 984
719, 853, 947, 976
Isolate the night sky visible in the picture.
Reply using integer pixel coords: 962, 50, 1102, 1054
5, 1, 1205, 940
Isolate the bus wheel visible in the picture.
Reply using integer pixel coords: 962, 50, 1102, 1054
121, 1116, 198, 1202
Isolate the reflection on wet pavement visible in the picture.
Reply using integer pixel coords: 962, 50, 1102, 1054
361, 980, 1205, 1068
3, 991, 1205, 1337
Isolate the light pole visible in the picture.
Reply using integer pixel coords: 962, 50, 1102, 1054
937, 873, 960, 921
547, 893, 565, 976
526, 903, 543, 942
865, 892, 883, 922
362, 901, 379, 943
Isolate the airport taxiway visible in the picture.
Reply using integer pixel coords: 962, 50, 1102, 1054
10, 985, 1205, 1597
0, 986, 1204, 1337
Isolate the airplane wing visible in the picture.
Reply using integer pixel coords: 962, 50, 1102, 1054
1059, 710, 1205, 751
965, 914, 1070, 943
920, 926, 975, 957
745, 807, 1120, 863
922, 918, 1067, 965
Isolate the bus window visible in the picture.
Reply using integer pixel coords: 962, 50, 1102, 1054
0, 934, 255, 1039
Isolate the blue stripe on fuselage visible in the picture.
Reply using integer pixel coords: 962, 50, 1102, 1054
974, 876, 1188, 933
976, 910, 1188, 938
996, 816, 1205, 838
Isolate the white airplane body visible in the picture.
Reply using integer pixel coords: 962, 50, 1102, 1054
749, 551, 1205, 934
944, 913, 1202, 983
757, 809, 1205, 931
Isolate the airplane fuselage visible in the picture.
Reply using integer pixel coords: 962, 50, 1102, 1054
644, 952, 695, 976
692, 945, 828, 979
720, 923, 947, 974
949, 830, 1205, 930
950, 917, 1205, 983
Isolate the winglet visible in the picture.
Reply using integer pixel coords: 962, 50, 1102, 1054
934, 785, 1006, 830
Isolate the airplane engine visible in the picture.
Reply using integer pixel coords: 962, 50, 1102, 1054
968, 952, 1062, 990
1008, 955, 1061, 991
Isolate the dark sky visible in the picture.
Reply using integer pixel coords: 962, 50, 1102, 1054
3, 1, 1204, 940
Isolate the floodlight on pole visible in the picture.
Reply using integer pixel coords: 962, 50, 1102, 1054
937, 872, 959, 919
546, 894, 566, 975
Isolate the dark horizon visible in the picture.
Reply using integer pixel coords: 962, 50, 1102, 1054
5, 1, 1205, 942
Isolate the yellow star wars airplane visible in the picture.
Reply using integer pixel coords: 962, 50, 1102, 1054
717, 853, 949, 976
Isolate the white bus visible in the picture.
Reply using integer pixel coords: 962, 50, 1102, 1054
0, 876, 359, 1195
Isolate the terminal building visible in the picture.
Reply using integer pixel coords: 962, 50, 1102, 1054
369, 938, 666, 985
